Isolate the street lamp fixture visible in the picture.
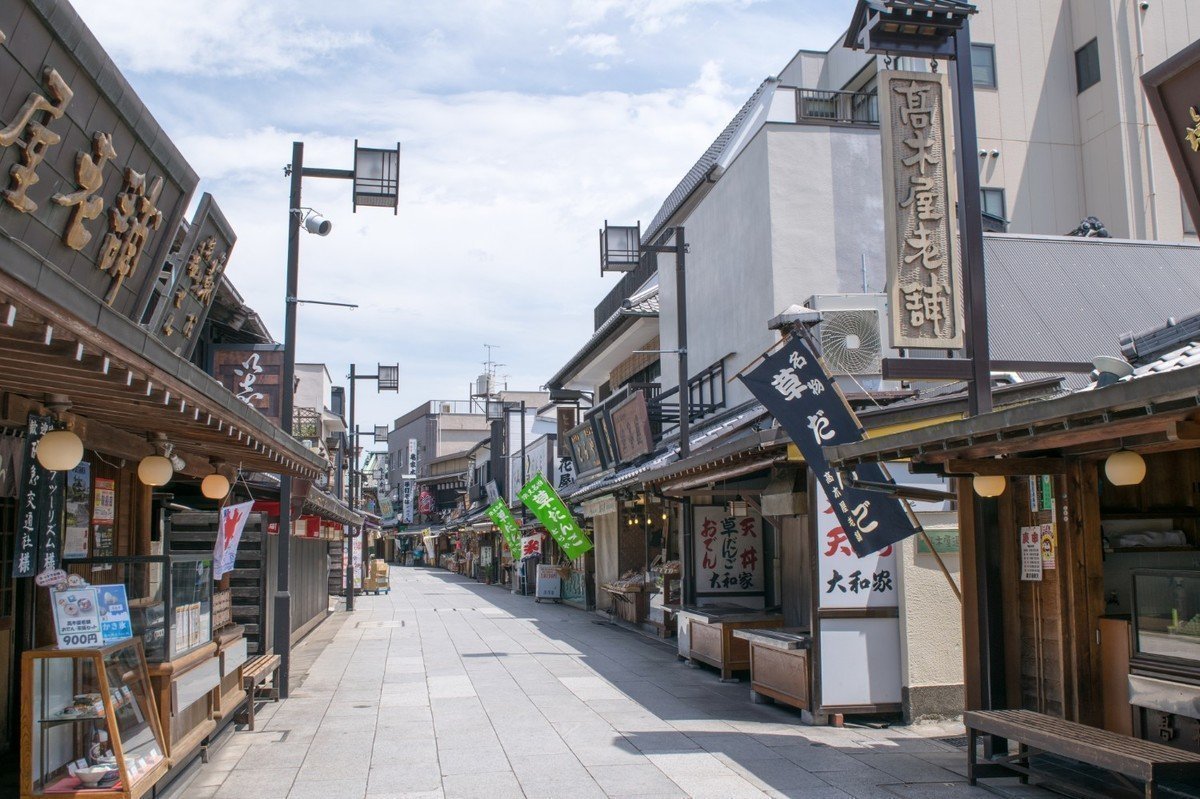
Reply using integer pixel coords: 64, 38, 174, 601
599, 221, 642, 273
843, 0, 976, 59
277, 139, 400, 698
353, 140, 401, 213
373, 425, 389, 443
376, 363, 400, 392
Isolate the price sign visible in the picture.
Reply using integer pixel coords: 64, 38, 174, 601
51, 587, 103, 648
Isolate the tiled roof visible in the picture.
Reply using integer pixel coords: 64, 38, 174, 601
643, 80, 773, 244
1126, 340, 1200, 379
1122, 311, 1200, 366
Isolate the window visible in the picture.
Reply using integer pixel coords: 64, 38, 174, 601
1075, 38, 1101, 94
981, 187, 1006, 219
971, 44, 996, 88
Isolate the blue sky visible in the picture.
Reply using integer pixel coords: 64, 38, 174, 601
73, 0, 857, 435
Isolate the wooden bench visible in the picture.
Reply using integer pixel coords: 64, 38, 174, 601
965, 708, 1200, 799
236, 653, 281, 731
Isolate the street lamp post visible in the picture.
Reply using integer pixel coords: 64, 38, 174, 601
345, 363, 399, 610
599, 222, 692, 601
277, 140, 399, 698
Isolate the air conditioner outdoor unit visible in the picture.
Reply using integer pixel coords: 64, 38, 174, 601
441, 403, 452, 414
803, 293, 899, 391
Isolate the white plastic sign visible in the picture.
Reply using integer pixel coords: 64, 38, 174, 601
52, 587, 103, 648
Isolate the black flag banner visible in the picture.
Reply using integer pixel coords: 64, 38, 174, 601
739, 334, 922, 557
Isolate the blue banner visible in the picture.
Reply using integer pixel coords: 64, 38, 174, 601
739, 335, 921, 556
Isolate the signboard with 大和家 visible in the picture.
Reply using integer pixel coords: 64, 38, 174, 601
0, 6, 197, 321
878, 70, 964, 349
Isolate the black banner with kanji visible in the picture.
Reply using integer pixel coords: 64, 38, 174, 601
14, 414, 54, 577
739, 335, 921, 557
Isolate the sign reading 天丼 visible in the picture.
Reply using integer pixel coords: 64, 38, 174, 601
878, 69, 964, 349
694, 507, 763, 595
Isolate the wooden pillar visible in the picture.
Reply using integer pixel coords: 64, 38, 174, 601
1061, 459, 1105, 726
958, 478, 983, 712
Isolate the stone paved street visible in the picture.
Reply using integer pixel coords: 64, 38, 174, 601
175, 567, 1043, 799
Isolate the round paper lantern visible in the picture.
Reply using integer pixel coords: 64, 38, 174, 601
137, 454, 174, 486
201, 472, 231, 500
972, 475, 1007, 498
36, 429, 84, 471
1105, 450, 1146, 486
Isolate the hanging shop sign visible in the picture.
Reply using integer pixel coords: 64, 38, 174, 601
1142, 39, 1200, 232
556, 407, 577, 456
14, 414, 64, 579
148, 193, 236, 358
582, 495, 618, 518
694, 506, 764, 595
417, 488, 434, 516
739, 334, 922, 557
0, 8, 196, 320
485, 498, 523, 559
566, 420, 603, 476
519, 533, 542, 558
211, 344, 286, 426
213, 501, 254, 579
610, 390, 654, 464
402, 438, 418, 524
816, 490, 897, 610
518, 473, 593, 559
878, 69, 963, 349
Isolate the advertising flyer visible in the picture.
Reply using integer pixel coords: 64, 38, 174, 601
52, 587, 103, 648
94, 583, 133, 643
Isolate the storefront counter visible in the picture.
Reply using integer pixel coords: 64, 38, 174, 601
147, 642, 219, 768
676, 607, 785, 680
733, 628, 813, 711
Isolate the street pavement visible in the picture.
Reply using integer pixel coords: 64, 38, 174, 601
176, 566, 1047, 799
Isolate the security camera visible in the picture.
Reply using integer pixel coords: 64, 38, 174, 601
304, 212, 332, 236
1139, 1, 1150, 10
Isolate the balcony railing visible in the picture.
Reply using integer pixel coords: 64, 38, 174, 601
794, 88, 878, 126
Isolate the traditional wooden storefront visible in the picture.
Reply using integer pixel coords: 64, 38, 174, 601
0, 3, 327, 795
826, 342, 1200, 791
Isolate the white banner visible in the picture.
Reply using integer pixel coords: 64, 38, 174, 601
213, 501, 254, 579
816, 488, 898, 610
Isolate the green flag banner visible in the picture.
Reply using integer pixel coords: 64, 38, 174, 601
485, 499, 522, 558
517, 473, 593, 560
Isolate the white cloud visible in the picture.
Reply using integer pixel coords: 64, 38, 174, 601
69, 0, 858, 426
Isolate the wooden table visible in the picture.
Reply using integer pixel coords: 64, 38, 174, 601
733, 628, 813, 710
676, 607, 785, 680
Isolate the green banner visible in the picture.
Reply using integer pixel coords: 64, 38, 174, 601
485, 499, 522, 559
517, 473, 593, 560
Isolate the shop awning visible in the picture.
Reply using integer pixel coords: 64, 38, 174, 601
0, 268, 326, 480
824, 358, 1200, 468
303, 487, 363, 528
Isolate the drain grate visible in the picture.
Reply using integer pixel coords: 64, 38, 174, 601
937, 735, 970, 749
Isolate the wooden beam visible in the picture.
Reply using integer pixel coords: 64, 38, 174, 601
1169, 420, 1200, 441
945, 457, 1068, 476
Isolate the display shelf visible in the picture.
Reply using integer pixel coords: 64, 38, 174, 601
21, 639, 167, 799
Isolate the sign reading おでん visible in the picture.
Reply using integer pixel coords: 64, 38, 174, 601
517, 474, 593, 560
878, 70, 963, 349
694, 507, 763, 594
739, 335, 922, 557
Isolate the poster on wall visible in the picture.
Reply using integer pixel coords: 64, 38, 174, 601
1040, 523, 1057, 570
1020, 527, 1043, 581
63, 463, 91, 559
693, 506, 764, 594
816, 490, 898, 610
93, 478, 115, 523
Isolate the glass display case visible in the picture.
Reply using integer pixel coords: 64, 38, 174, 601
1131, 569, 1200, 667
63, 555, 213, 663
21, 639, 167, 798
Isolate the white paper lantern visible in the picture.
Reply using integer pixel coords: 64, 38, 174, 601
972, 475, 1007, 498
1105, 450, 1146, 486
137, 455, 174, 486
36, 429, 84, 471
201, 473, 230, 500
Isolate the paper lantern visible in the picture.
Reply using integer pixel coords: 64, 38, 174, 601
137, 455, 173, 486
201, 473, 231, 500
1105, 450, 1146, 486
36, 429, 84, 471
972, 475, 1007, 498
